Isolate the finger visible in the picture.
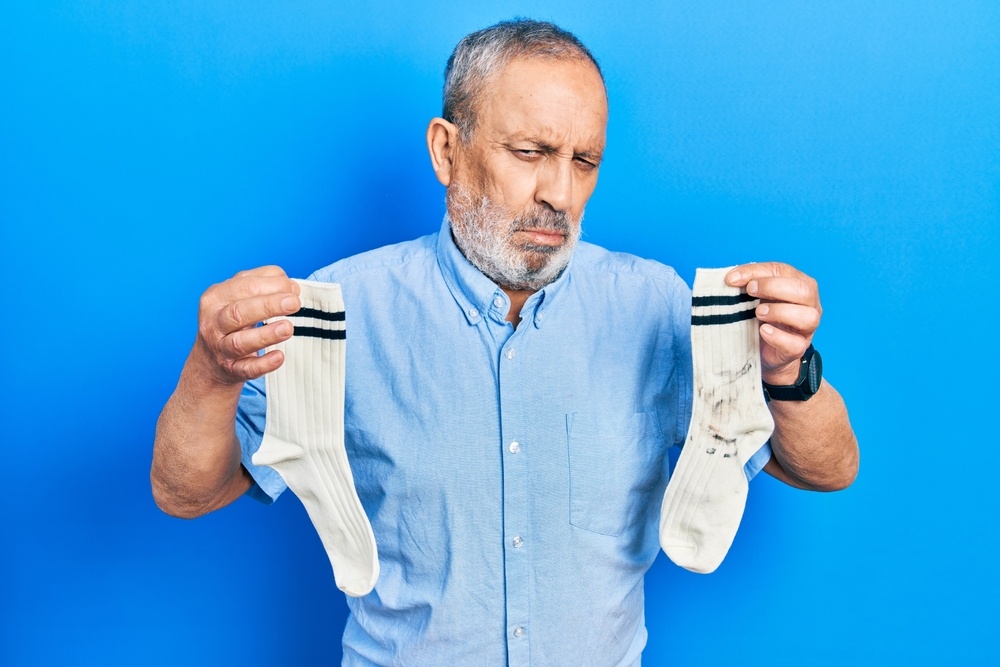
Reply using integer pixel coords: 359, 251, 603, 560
221, 319, 294, 359
747, 276, 820, 308
226, 274, 301, 300
756, 302, 821, 336
215, 292, 301, 334
726, 262, 801, 287
759, 322, 811, 362
234, 265, 289, 279
230, 349, 285, 380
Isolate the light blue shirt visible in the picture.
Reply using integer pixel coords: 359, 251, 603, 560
236, 219, 771, 666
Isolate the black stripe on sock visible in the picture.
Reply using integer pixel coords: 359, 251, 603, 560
292, 307, 345, 322
691, 308, 757, 326
692, 293, 756, 307
293, 326, 346, 340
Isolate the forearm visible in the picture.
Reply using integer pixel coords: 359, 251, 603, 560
763, 380, 859, 491
151, 267, 301, 516
151, 345, 252, 518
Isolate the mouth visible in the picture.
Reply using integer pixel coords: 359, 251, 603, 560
514, 228, 567, 248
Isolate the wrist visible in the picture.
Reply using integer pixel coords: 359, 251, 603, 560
183, 342, 246, 396
762, 345, 823, 402
762, 362, 800, 386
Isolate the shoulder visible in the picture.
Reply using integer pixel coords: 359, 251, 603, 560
569, 241, 691, 303
307, 233, 438, 284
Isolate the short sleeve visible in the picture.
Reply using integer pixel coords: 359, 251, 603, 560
744, 440, 772, 481
235, 376, 288, 503
673, 285, 694, 448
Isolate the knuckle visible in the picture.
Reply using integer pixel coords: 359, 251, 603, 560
221, 358, 243, 381
225, 331, 248, 358
244, 276, 262, 296
234, 354, 268, 380
793, 280, 812, 302
196, 319, 214, 344
198, 284, 220, 314
763, 261, 784, 276
223, 301, 245, 330
229, 359, 248, 379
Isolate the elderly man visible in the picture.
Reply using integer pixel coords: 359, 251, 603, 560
152, 19, 857, 667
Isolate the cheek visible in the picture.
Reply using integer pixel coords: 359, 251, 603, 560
571, 173, 599, 217
486, 159, 538, 209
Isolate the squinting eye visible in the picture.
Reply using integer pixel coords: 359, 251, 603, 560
515, 149, 540, 157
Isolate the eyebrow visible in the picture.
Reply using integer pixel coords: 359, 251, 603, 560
574, 149, 603, 162
508, 138, 604, 162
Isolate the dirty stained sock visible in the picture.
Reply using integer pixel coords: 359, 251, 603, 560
252, 279, 379, 596
659, 267, 775, 574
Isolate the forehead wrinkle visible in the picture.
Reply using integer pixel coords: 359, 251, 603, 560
476, 57, 608, 154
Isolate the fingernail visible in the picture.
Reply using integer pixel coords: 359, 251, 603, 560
760, 323, 773, 335
727, 270, 741, 284
281, 296, 297, 311
758, 304, 769, 316
747, 280, 758, 295
276, 321, 292, 336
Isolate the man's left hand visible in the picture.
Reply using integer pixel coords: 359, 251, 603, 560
725, 262, 821, 386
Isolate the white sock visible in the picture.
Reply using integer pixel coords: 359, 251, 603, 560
251, 280, 379, 597
659, 267, 775, 574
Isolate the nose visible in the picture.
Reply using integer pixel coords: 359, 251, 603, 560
534, 156, 574, 213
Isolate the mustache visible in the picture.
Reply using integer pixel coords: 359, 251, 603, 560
512, 208, 573, 234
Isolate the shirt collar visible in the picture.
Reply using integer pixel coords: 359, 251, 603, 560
436, 216, 572, 329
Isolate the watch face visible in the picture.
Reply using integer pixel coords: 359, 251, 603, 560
807, 350, 823, 393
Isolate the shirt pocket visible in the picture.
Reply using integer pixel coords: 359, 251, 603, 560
566, 411, 666, 537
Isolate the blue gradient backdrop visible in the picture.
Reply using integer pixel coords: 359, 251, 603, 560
2, 2, 997, 665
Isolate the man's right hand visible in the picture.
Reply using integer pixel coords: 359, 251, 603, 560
152, 265, 302, 518
192, 266, 302, 386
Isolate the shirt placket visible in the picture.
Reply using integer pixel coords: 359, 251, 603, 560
492, 301, 532, 666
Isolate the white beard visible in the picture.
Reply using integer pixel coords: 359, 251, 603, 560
446, 183, 582, 292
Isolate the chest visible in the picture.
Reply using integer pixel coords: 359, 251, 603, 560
341, 301, 678, 535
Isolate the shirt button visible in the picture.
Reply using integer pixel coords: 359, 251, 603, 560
467, 307, 478, 319
513, 626, 525, 638
536, 312, 545, 322
512, 535, 523, 548
493, 295, 504, 308
509, 441, 520, 454
505, 348, 516, 360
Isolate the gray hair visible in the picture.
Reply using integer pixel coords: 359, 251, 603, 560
442, 18, 604, 142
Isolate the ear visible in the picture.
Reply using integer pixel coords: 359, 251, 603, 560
427, 117, 460, 187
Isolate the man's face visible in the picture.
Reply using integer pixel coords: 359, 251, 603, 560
446, 56, 608, 291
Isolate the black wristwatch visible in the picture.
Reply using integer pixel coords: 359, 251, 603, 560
762, 344, 822, 402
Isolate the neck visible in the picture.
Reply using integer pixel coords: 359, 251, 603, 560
501, 287, 534, 327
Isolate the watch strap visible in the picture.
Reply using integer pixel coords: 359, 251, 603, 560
762, 344, 822, 402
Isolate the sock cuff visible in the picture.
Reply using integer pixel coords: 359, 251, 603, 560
691, 267, 758, 327
278, 279, 346, 340
690, 268, 761, 380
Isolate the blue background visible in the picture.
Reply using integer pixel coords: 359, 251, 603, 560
2, 1, 997, 664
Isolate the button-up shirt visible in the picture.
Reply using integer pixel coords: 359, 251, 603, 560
236, 219, 771, 666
